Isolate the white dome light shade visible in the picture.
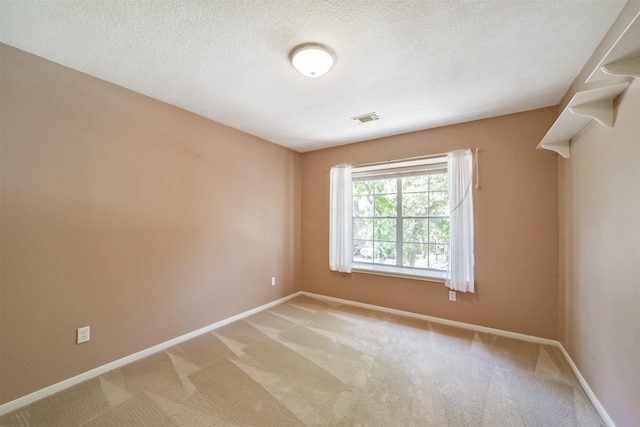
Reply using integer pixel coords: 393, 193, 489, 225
290, 43, 335, 78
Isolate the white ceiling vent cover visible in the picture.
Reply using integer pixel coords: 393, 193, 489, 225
351, 113, 380, 124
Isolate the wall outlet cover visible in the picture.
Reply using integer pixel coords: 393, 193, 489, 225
77, 326, 90, 344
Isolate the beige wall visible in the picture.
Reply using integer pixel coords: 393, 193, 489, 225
301, 108, 560, 339
0, 44, 302, 404
558, 79, 640, 426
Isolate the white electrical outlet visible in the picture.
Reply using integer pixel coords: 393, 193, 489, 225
448, 291, 456, 302
271, 277, 276, 286
77, 326, 90, 344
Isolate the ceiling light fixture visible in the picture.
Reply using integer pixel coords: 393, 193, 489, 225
290, 43, 335, 78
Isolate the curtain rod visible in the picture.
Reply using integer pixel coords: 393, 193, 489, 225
327, 149, 480, 170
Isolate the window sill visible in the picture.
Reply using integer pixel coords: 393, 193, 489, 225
352, 263, 446, 283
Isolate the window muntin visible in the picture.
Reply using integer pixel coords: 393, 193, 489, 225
352, 161, 449, 275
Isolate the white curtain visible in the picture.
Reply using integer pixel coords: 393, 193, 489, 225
329, 165, 353, 273
446, 150, 475, 292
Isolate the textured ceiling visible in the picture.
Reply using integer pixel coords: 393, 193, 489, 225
0, 0, 628, 152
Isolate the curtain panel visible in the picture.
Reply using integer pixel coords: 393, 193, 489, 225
446, 149, 475, 292
329, 165, 353, 273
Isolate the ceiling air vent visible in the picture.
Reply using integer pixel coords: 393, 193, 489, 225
351, 112, 379, 124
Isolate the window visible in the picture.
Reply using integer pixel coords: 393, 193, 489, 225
329, 149, 474, 291
351, 158, 449, 279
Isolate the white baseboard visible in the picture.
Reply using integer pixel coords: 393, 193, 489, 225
1, 290, 616, 426
557, 344, 616, 427
301, 291, 616, 427
301, 291, 558, 345
0, 292, 301, 416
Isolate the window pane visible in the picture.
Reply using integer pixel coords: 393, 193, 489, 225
364, 178, 396, 194
380, 178, 397, 193
353, 218, 373, 240
373, 218, 396, 241
428, 219, 449, 244
429, 191, 448, 216
403, 243, 428, 268
429, 243, 449, 270
403, 193, 428, 216
403, 218, 428, 243
402, 175, 429, 192
353, 181, 372, 196
353, 195, 373, 217
354, 240, 373, 263
429, 173, 448, 191
374, 242, 396, 264
374, 194, 397, 217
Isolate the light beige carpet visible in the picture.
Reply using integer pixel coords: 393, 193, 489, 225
1, 294, 604, 426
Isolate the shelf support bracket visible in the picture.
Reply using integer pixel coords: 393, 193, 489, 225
569, 99, 615, 127
540, 140, 571, 159
602, 56, 640, 79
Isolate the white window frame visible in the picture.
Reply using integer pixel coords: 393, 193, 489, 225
351, 157, 449, 282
